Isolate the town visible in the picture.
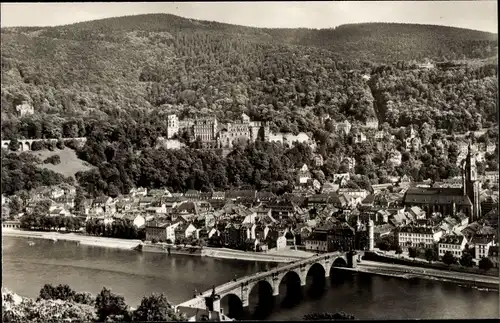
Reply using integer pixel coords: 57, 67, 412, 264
2, 115, 498, 270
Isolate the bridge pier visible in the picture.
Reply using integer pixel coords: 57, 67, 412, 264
324, 258, 332, 278
299, 265, 307, 286
272, 275, 280, 296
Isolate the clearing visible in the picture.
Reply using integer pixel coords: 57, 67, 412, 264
17, 148, 95, 178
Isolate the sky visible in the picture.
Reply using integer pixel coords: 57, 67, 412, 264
0, 1, 497, 33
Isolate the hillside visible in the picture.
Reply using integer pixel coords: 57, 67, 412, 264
1, 14, 498, 198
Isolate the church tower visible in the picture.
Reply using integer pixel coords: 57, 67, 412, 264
463, 141, 481, 221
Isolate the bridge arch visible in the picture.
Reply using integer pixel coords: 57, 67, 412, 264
23, 141, 31, 151
246, 280, 275, 320
331, 256, 348, 268
219, 293, 243, 319
277, 268, 305, 289
246, 278, 275, 302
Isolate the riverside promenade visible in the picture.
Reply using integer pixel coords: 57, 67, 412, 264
356, 260, 499, 288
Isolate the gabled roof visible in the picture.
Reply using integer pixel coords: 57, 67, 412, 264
439, 234, 466, 245
404, 188, 472, 205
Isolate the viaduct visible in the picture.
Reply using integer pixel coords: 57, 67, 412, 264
176, 251, 356, 315
1, 137, 87, 152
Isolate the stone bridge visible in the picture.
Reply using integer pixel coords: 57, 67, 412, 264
1, 137, 87, 151
176, 252, 353, 314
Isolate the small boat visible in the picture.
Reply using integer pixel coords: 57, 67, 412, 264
28, 241, 35, 246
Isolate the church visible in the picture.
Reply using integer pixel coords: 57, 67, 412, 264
403, 142, 481, 222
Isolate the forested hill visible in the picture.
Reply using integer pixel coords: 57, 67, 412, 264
2, 14, 497, 62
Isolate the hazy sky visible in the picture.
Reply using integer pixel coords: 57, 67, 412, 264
1, 1, 497, 33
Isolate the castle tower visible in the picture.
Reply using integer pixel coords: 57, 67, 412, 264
167, 115, 179, 139
368, 218, 374, 251
464, 141, 481, 221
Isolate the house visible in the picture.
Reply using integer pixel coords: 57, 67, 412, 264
266, 229, 287, 250
129, 187, 148, 197
375, 209, 391, 224
127, 214, 146, 229
148, 189, 172, 197
2, 220, 21, 229
364, 118, 379, 129
16, 101, 34, 117
139, 196, 156, 208
49, 187, 65, 199
352, 132, 367, 144
483, 171, 499, 183
438, 234, 467, 259
470, 235, 496, 261
185, 190, 201, 201
343, 157, 356, 171
268, 200, 295, 221
373, 223, 395, 239
146, 221, 180, 242
335, 120, 352, 135
256, 191, 276, 203
361, 195, 375, 207
388, 149, 402, 166
254, 224, 270, 241
488, 246, 499, 268
222, 223, 243, 248
93, 196, 113, 208
225, 190, 257, 201
405, 137, 422, 151
322, 182, 339, 194
48, 207, 73, 217
398, 225, 444, 249
338, 188, 368, 200
175, 223, 197, 241
305, 231, 329, 252
297, 164, 312, 184
241, 222, 257, 240
333, 173, 350, 186
242, 211, 257, 224
312, 154, 324, 167
211, 191, 226, 200
407, 206, 426, 220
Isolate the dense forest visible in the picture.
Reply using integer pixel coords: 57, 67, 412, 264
1, 14, 498, 198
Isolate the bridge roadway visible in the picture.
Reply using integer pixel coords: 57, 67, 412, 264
176, 251, 350, 310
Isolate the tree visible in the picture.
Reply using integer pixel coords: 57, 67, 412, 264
395, 246, 403, 255
38, 284, 75, 301
8, 138, 19, 151
408, 247, 418, 259
31, 141, 44, 151
73, 292, 95, 305
425, 248, 437, 263
478, 257, 493, 272
459, 252, 474, 267
442, 251, 456, 265
95, 287, 129, 322
132, 293, 187, 322
377, 240, 390, 251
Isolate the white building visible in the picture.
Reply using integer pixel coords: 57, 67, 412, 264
167, 115, 179, 139
470, 235, 496, 261
398, 225, 444, 248
438, 234, 467, 259
305, 232, 328, 252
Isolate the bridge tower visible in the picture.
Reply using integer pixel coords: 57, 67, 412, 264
368, 217, 374, 251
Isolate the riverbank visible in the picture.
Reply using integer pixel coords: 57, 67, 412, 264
2, 229, 314, 263
354, 260, 499, 290
140, 243, 312, 263
2, 228, 142, 250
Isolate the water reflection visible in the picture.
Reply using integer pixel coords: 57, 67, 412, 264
3, 236, 499, 320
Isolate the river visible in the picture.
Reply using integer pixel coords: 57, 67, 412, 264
2, 236, 499, 320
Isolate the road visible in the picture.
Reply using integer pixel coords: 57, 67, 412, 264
357, 260, 499, 286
